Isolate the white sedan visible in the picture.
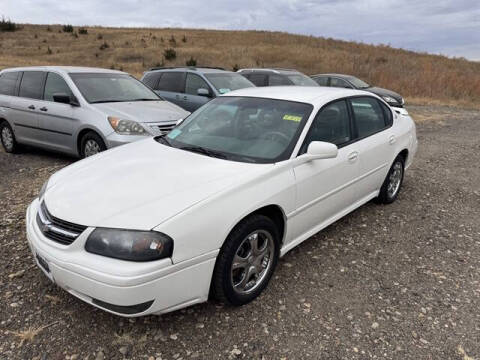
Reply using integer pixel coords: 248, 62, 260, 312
26, 86, 418, 317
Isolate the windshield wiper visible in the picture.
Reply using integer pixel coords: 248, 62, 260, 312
180, 146, 227, 159
129, 98, 160, 102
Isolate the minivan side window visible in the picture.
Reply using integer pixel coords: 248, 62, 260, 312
300, 99, 352, 153
330, 78, 351, 88
185, 73, 210, 95
143, 72, 162, 89
313, 76, 329, 86
246, 74, 267, 87
156, 72, 185, 93
350, 97, 387, 138
0, 72, 20, 96
19, 71, 46, 100
269, 74, 291, 86
44, 72, 73, 101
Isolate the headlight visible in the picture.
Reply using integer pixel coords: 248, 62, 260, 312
38, 180, 48, 199
85, 228, 173, 261
382, 96, 398, 104
108, 116, 149, 136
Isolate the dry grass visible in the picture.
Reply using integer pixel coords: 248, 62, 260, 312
8, 321, 58, 346
1, 24, 479, 106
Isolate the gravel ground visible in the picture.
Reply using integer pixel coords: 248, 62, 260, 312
0, 105, 479, 360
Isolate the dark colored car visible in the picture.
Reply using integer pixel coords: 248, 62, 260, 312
311, 73, 404, 108
237, 68, 319, 87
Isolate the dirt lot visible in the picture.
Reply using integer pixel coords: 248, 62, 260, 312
0, 105, 479, 360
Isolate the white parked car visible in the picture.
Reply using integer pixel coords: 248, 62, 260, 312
26, 86, 417, 317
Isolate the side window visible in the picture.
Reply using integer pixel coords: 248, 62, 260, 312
269, 74, 290, 86
156, 72, 185, 93
246, 74, 267, 86
44, 72, 73, 101
379, 101, 393, 126
142, 72, 162, 89
19, 71, 46, 100
313, 76, 329, 86
185, 73, 210, 95
300, 100, 351, 153
0, 72, 20, 96
330, 78, 351, 88
351, 97, 386, 138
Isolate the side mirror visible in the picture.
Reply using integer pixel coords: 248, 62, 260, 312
304, 141, 338, 161
197, 88, 211, 97
53, 93, 80, 107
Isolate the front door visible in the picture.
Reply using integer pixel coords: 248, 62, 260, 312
183, 73, 212, 112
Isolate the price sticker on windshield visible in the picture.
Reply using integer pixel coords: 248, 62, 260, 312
283, 114, 302, 122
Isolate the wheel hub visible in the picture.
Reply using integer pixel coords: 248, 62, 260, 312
1, 127, 14, 151
387, 162, 403, 198
84, 139, 101, 157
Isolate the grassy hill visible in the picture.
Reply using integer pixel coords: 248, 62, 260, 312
1, 24, 479, 106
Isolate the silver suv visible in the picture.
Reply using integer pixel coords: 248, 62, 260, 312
0, 66, 189, 157
141, 67, 255, 112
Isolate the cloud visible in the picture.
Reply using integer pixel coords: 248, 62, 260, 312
2, 0, 479, 59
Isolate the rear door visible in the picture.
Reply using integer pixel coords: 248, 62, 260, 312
244, 73, 267, 87
9, 71, 47, 145
154, 72, 186, 108
37, 72, 77, 152
348, 96, 393, 200
183, 73, 212, 112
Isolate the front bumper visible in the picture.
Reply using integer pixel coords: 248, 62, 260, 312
26, 198, 217, 317
105, 132, 150, 149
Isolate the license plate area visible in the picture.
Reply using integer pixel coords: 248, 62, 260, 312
36, 253, 50, 273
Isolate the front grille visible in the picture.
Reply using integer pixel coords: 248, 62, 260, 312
36, 202, 87, 245
148, 122, 176, 136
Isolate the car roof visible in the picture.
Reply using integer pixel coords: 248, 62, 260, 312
146, 67, 234, 74
238, 68, 302, 74
312, 73, 354, 79
0, 66, 126, 75
222, 86, 375, 105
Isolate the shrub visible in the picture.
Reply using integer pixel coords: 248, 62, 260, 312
182, 34, 187, 43
72, 31, 78, 38
97, 33, 103, 40
99, 41, 109, 50
47, 46, 52, 55
0, 17, 18, 32
46, 26, 52, 32
62, 24, 74, 33
163, 48, 176, 61
78, 28, 88, 35
232, 64, 240, 72
186, 56, 197, 67
169, 35, 176, 46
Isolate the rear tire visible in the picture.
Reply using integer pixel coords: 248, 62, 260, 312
0, 121, 20, 153
80, 131, 106, 158
376, 155, 405, 204
211, 214, 280, 306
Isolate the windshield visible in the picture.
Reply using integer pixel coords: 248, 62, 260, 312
347, 76, 370, 89
205, 73, 255, 94
162, 96, 313, 163
69, 73, 162, 103
286, 73, 319, 86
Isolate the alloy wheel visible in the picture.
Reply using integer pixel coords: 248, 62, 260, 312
387, 162, 403, 198
1, 126, 14, 151
83, 139, 101, 157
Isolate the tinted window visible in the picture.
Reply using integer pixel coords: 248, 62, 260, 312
185, 73, 209, 95
205, 73, 254, 94
157, 72, 185, 93
351, 97, 386, 138
0, 72, 20, 96
44, 72, 73, 101
301, 100, 351, 153
269, 74, 291, 86
285, 74, 318, 86
313, 76, 329, 86
380, 101, 393, 126
330, 78, 351, 88
19, 71, 46, 99
245, 74, 267, 87
142, 72, 162, 89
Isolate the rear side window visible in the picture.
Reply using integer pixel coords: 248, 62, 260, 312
380, 101, 393, 126
269, 74, 291, 86
142, 72, 162, 89
156, 72, 185, 93
245, 74, 267, 87
0, 72, 20, 96
350, 97, 386, 138
185, 73, 210, 95
44, 72, 73, 101
313, 76, 329, 86
330, 78, 351, 88
19, 71, 46, 100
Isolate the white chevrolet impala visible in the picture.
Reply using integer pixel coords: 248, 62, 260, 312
26, 86, 417, 316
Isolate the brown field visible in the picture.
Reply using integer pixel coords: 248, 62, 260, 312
1, 24, 479, 107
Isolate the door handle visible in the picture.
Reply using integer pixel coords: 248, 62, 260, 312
389, 135, 396, 145
39, 107, 48, 112
28, 105, 35, 110
348, 151, 359, 162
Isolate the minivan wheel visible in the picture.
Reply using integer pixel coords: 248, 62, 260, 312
376, 155, 405, 204
0, 121, 19, 153
212, 214, 280, 306
80, 132, 106, 158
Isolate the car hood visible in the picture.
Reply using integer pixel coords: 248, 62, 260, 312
366, 87, 403, 102
44, 139, 268, 230
92, 100, 189, 123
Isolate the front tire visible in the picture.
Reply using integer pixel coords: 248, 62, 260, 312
80, 131, 106, 158
0, 121, 20, 153
377, 155, 405, 204
212, 214, 280, 306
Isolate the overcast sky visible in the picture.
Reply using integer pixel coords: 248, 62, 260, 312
3, 0, 480, 60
